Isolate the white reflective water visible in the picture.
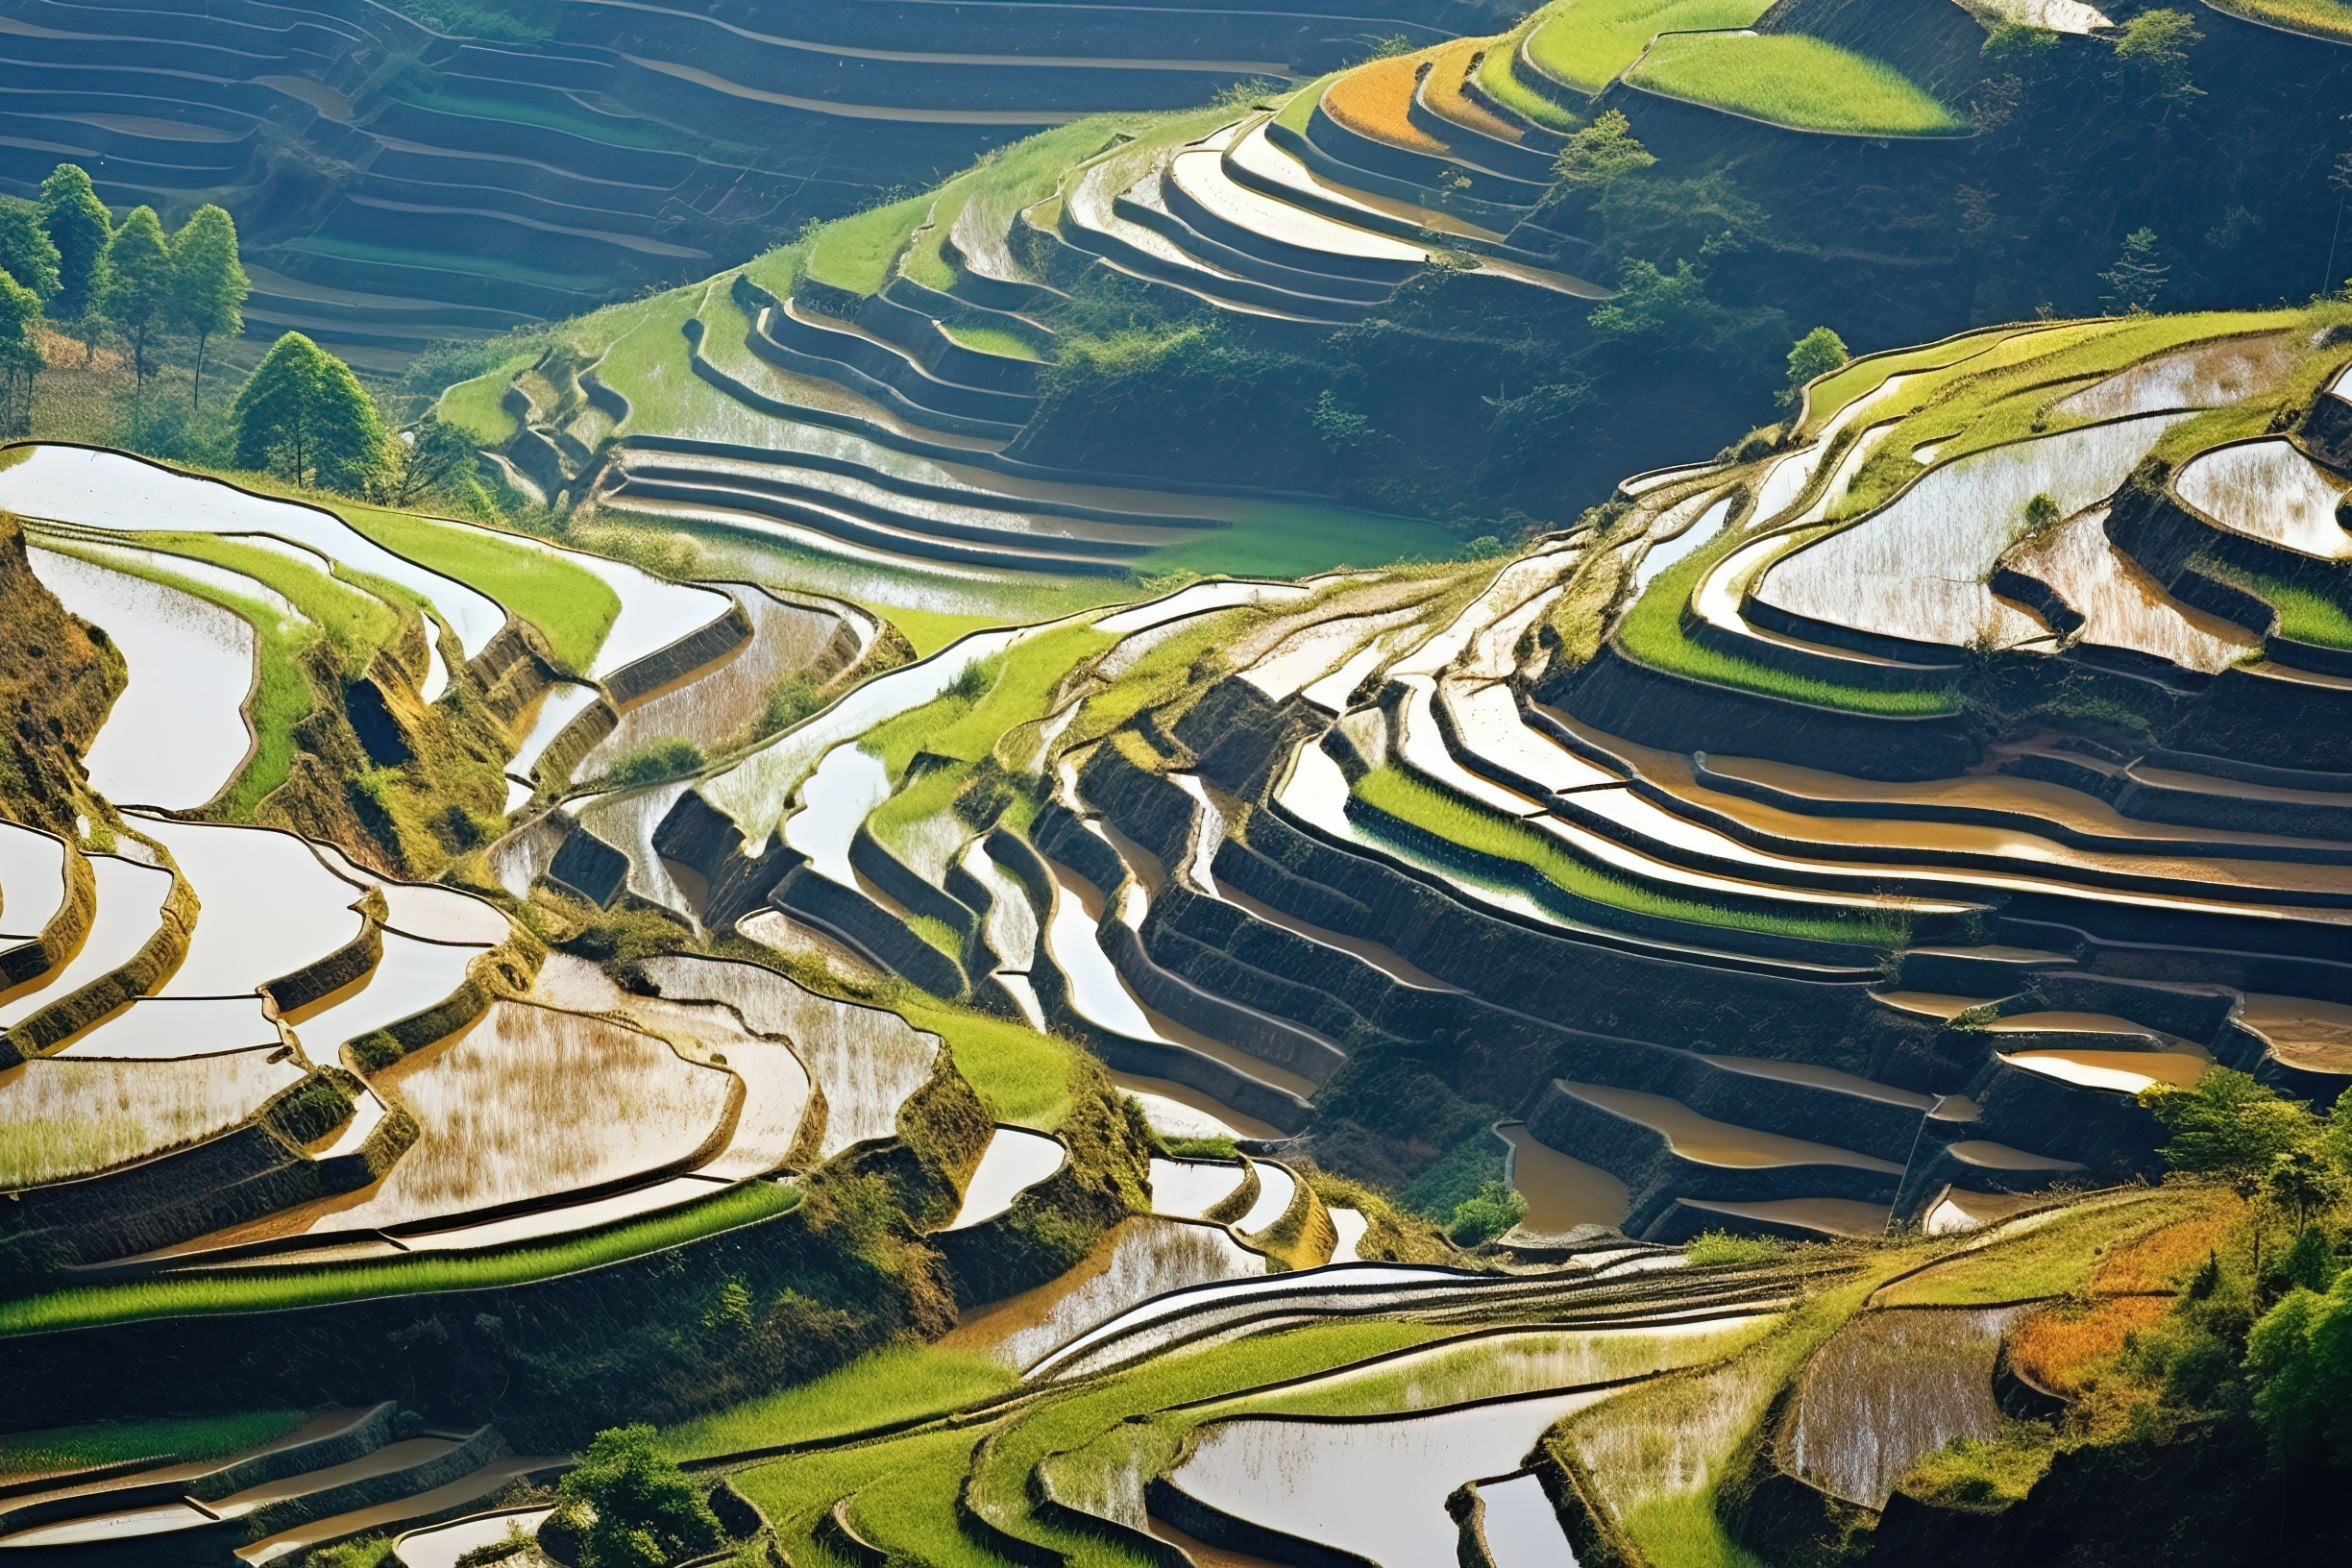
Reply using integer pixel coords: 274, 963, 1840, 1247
945, 1126, 1066, 1229
30, 548, 257, 810
0, 446, 506, 656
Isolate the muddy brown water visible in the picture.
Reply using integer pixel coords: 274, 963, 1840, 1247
2239, 992, 2352, 1073
1560, 1082, 1902, 1172
1497, 1123, 1629, 1232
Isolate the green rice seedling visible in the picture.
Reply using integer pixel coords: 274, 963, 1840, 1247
0, 1184, 796, 1336
1275, 74, 1337, 135
804, 195, 934, 298
1612, 532, 1960, 717
1627, 35, 1960, 135
889, 990, 1077, 1129
733, 1426, 988, 1567
659, 1342, 1016, 1460
1352, 765, 1910, 947
940, 323, 1042, 361
131, 531, 404, 674
0, 1409, 305, 1482
337, 503, 622, 672
1524, 0, 1776, 95
436, 353, 537, 446
2192, 555, 2352, 648
863, 624, 1114, 776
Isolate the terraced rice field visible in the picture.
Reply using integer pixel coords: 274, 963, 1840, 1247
0, 1050, 308, 1188
1627, 35, 1962, 135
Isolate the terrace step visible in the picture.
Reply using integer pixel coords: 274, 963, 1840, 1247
233, 1453, 566, 1567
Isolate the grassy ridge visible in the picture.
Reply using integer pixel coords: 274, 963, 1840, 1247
1627, 35, 1959, 135
339, 504, 622, 673
2206, 0, 2352, 39
439, 353, 536, 446
805, 195, 935, 298
0, 1184, 796, 1338
1353, 764, 1908, 947
658, 1342, 1015, 1460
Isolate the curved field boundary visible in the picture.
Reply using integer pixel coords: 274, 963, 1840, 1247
1605, 28, 1975, 141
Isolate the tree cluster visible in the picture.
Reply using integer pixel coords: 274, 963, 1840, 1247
22, 164, 251, 422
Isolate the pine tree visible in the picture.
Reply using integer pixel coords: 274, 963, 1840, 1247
0, 198, 60, 306
96, 205, 172, 400
233, 331, 394, 494
2099, 227, 2170, 314
36, 164, 109, 362
168, 205, 247, 410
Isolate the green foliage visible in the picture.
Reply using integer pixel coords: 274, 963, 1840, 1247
1312, 389, 1375, 449
1627, 34, 1961, 135
2140, 1068, 2321, 1194
96, 206, 174, 389
2245, 1270, 2352, 1467
1164, 1135, 1241, 1160
557, 1425, 723, 1568
0, 1409, 305, 1481
1446, 1179, 1530, 1245
168, 205, 248, 408
302, 1536, 398, 1568
36, 163, 109, 320
1553, 110, 1655, 192
2023, 491, 2062, 532
379, 410, 481, 509
891, 992, 1075, 1129
1783, 326, 1850, 406
1685, 1230, 1791, 1265
1983, 19, 2061, 56
0, 1184, 796, 1336
2100, 227, 2171, 314
940, 322, 1041, 361
594, 738, 707, 792
755, 673, 824, 742
0, 197, 60, 302
233, 332, 395, 495
1898, 1424, 2057, 1512
2116, 9, 2203, 104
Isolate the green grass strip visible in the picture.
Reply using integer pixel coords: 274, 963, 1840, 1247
134, 532, 405, 676
1614, 534, 1959, 718
1626, 34, 1959, 135
863, 623, 1115, 776
337, 504, 621, 674
2190, 554, 2352, 649
0, 1409, 306, 1482
660, 1342, 1016, 1461
1473, 15, 1581, 131
0, 1185, 797, 1338
1354, 764, 1906, 947
1524, 0, 1775, 95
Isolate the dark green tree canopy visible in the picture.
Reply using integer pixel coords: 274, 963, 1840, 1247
553, 1424, 723, 1568
168, 204, 246, 341
1783, 326, 1850, 405
35, 163, 109, 320
0, 198, 61, 304
95, 204, 172, 385
232, 331, 394, 495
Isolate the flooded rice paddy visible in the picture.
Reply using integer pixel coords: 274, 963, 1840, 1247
1498, 1122, 1630, 1232
0, 856, 173, 1029
135, 818, 367, 998
1788, 1306, 2028, 1507
29, 548, 257, 810
945, 1126, 1066, 1229
0, 1048, 308, 1188
945, 1215, 1264, 1369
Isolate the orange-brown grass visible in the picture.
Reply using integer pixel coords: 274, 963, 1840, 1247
2090, 1190, 2240, 1295
1419, 38, 1522, 141
1322, 49, 1450, 153
2008, 1295, 2169, 1395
